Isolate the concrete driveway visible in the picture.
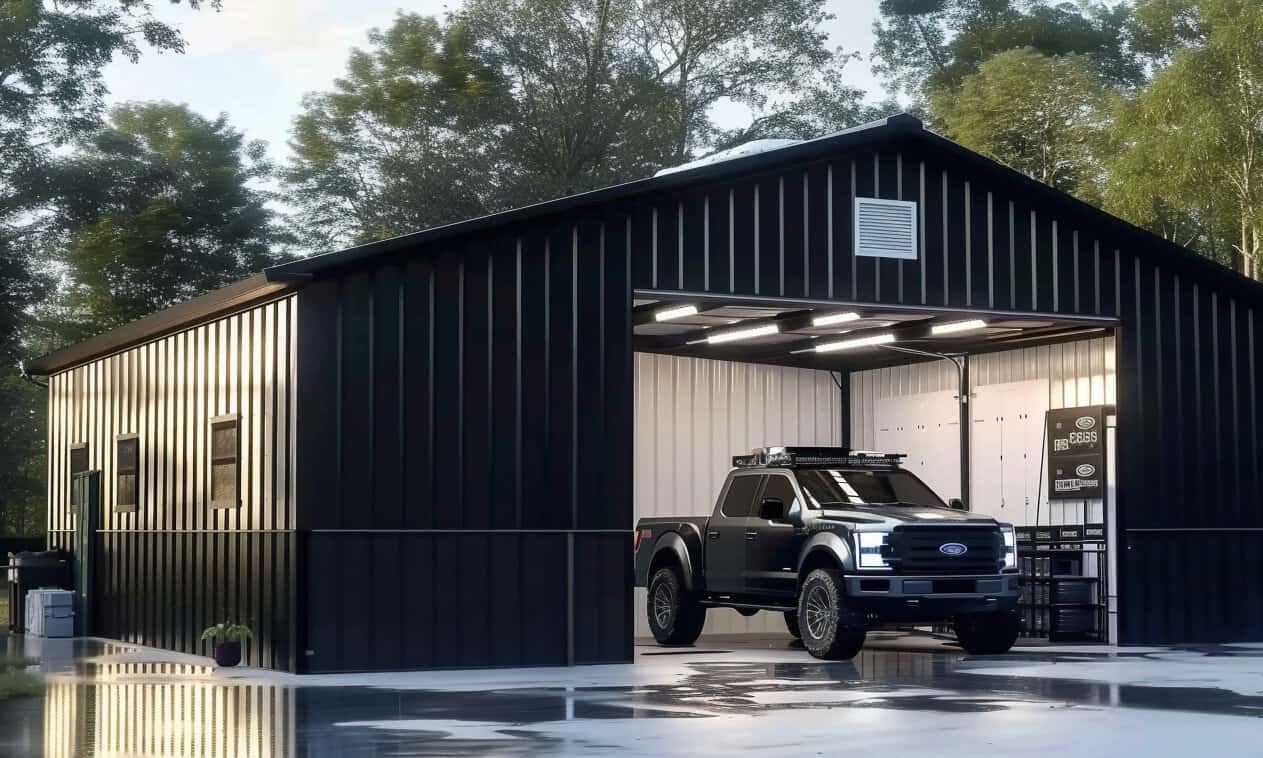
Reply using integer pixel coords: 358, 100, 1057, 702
2, 632, 1261, 756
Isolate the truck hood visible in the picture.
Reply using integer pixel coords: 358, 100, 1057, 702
817, 504, 999, 527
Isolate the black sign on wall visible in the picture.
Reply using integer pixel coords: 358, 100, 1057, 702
1047, 406, 1106, 499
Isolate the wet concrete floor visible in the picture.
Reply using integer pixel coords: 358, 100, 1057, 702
1, 633, 1260, 756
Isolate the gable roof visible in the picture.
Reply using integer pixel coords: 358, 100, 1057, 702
27, 113, 1263, 375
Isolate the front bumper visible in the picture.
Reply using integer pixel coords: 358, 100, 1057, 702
845, 573, 1021, 622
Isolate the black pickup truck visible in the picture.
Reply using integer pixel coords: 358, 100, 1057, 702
633, 446, 1021, 659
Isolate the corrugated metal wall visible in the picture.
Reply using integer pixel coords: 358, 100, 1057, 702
632, 352, 841, 636
851, 336, 1117, 525
1118, 266, 1263, 643
294, 220, 633, 672
46, 297, 297, 670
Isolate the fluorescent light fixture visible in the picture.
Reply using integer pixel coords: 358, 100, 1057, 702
931, 319, 987, 335
815, 332, 895, 353
707, 324, 779, 344
654, 304, 699, 322
812, 311, 861, 327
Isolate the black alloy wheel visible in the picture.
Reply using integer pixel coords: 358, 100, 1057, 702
646, 565, 706, 645
797, 569, 865, 660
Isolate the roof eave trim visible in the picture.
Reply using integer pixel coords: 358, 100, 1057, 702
26, 274, 294, 376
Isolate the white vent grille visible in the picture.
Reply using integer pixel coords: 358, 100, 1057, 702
854, 197, 918, 260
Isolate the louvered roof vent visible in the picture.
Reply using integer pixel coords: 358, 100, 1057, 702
854, 198, 918, 260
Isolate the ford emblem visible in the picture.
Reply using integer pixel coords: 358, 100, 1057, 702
1075, 415, 1096, 431
1076, 463, 1097, 477
939, 542, 968, 556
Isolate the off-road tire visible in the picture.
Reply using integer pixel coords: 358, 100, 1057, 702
797, 569, 866, 660
784, 610, 801, 639
953, 610, 1020, 654
647, 565, 707, 645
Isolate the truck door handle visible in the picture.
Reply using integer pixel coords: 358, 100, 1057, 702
708, 531, 720, 540
744, 531, 759, 541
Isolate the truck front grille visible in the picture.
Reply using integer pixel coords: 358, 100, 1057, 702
887, 525, 1003, 574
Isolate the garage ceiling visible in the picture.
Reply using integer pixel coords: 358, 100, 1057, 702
632, 290, 1119, 372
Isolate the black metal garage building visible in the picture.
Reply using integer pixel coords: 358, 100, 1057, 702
30, 114, 1263, 672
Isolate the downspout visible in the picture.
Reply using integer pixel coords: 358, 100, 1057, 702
878, 345, 970, 507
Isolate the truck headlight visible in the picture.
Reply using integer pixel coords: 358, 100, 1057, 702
856, 531, 891, 570
1002, 525, 1017, 569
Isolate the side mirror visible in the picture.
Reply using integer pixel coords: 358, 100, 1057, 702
948, 498, 967, 511
759, 497, 787, 522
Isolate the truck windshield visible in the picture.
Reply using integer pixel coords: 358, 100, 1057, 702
795, 469, 947, 509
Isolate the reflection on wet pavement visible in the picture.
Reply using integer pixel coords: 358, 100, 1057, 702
1, 635, 1261, 756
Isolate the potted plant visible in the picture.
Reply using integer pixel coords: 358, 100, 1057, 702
200, 622, 253, 667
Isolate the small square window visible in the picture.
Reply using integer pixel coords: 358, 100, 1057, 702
210, 416, 239, 508
115, 435, 138, 512
70, 444, 88, 476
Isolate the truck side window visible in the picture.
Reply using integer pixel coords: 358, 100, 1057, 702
761, 475, 798, 515
720, 475, 761, 517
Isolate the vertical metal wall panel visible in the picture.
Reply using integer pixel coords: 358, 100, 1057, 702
46, 297, 298, 670
852, 337, 1117, 520
295, 209, 633, 672
632, 352, 841, 636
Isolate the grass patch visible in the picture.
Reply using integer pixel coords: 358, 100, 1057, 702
0, 657, 41, 702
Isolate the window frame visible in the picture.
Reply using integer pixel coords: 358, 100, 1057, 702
114, 433, 139, 513
209, 414, 240, 509
69, 442, 88, 477
719, 473, 763, 518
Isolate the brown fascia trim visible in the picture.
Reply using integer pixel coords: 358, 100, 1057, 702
25, 273, 296, 376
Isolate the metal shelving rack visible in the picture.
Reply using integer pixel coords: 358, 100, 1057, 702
1016, 526, 1108, 642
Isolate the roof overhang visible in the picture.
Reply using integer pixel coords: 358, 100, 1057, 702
25, 274, 295, 376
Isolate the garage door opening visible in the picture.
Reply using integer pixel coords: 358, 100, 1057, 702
631, 290, 1119, 644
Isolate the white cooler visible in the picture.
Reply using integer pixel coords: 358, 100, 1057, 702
25, 589, 75, 638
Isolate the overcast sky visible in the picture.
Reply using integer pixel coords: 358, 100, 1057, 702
101, 0, 896, 164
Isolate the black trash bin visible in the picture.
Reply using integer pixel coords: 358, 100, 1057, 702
6, 550, 71, 633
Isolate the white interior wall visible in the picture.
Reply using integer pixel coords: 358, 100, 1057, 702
633, 352, 842, 637
851, 336, 1116, 529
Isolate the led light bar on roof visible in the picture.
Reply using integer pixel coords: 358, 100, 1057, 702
931, 319, 987, 335
654, 304, 699, 322
732, 446, 907, 468
812, 311, 861, 327
707, 323, 779, 344
815, 332, 895, 353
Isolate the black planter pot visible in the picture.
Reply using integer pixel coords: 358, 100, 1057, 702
213, 641, 241, 667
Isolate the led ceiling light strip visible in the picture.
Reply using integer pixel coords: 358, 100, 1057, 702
812, 311, 861, 327
654, 304, 699, 322
815, 332, 896, 353
930, 319, 987, 335
707, 324, 779, 344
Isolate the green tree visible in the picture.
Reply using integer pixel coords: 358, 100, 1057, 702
873, 0, 1141, 103
287, 1, 875, 247
49, 102, 290, 337
934, 48, 1113, 199
1107, 0, 1263, 278
1, 0, 215, 536
286, 13, 512, 248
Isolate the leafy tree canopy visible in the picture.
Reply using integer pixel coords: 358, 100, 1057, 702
934, 48, 1113, 199
873, 0, 1142, 102
287, 1, 886, 248
48, 102, 290, 339
1106, 0, 1263, 277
